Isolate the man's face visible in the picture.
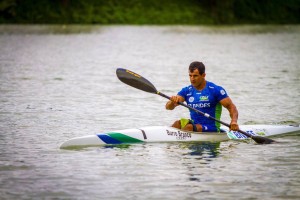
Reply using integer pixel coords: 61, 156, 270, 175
189, 69, 205, 89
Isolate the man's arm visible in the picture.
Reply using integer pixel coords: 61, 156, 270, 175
166, 95, 185, 110
220, 97, 239, 131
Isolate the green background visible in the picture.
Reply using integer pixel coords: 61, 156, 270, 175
1, 0, 300, 24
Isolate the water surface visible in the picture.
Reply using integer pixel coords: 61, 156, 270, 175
0, 25, 299, 199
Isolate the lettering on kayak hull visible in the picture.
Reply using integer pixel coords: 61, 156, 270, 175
166, 129, 192, 140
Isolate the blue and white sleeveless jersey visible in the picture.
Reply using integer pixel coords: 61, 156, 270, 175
177, 81, 228, 131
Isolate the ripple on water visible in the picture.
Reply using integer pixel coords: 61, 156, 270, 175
0, 25, 299, 199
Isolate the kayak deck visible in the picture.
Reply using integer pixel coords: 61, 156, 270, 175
60, 124, 300, 149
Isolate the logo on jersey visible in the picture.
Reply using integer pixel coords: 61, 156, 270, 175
220, 90, 226, 95
200, 96, 209, 101
188, 97, 194, 102
188, 103, 211, 108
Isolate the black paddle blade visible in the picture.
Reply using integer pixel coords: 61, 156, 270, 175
116, 68, 158, 94
252, 136, 276, 144
238, 129, 276, 144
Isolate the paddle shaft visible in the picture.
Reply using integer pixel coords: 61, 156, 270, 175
116, 68, 275, 144
157, 91, 253, 138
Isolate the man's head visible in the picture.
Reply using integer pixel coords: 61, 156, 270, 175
188, 61, 206, 89
189, 61, 205, 75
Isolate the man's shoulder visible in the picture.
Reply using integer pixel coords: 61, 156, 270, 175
206, 81, 224, 90
178, 85, 194, 96
206, 81, 219, 87
181, 85, 194, 91
206, 81, 228, 98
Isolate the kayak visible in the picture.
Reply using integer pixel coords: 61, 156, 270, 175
60, 124, 300, 149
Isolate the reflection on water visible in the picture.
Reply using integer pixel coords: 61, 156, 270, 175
179, 142, 222, 183
0, 24, 100, 34
1, 24, 299, 35
180, 142, 220, 158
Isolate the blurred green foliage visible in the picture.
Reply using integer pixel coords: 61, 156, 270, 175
0, 0, 299, 24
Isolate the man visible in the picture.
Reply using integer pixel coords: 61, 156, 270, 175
165, 61, 239, 132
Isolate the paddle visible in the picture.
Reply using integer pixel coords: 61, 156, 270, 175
116, 68, 276, 144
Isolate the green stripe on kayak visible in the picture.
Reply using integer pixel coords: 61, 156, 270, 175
107, 132, 144, 143
227, 131, 237, 139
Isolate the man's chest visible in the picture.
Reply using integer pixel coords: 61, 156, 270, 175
186, 89, 217, 105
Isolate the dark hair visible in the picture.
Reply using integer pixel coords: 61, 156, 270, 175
189, 61, 205, 75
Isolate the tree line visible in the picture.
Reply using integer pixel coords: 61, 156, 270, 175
1, 0, 299, 24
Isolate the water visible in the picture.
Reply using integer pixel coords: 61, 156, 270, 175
0, 25, 299, 199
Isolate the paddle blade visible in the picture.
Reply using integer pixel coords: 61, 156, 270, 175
252, 136, 276, 144
116, 68, 158, 94
236, 129, 276, 144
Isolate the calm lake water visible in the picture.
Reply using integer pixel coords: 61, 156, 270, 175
0, 25, 299, 199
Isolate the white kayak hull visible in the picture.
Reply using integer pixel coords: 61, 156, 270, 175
60, 124, 300, 149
